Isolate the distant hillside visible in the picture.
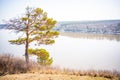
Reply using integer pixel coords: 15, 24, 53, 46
55, 20, 120, 35
1, 20, 120, 35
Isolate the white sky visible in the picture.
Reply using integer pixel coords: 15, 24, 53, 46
0, 0, 120, 23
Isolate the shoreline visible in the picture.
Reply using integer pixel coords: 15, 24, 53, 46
60, 32, 120, 41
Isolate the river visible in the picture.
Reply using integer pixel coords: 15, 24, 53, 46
0, 29, 120, 71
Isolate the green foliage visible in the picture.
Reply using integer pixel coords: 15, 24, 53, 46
28, 48, 49, 59
45, 58, 53, 65
35, 8, 43, 14
21, 17, 28, 21
28, 48, 53, 65
37, 57, 53, 65
9, 38, 26, 45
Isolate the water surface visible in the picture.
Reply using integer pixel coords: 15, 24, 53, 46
0, 29, 120, 71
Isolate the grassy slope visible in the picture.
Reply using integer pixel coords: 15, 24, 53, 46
0, 54, 119, 80
0, 73, 111, 80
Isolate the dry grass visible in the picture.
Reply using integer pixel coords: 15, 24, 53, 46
0, 73, 114, 80
0, 54, 120, 80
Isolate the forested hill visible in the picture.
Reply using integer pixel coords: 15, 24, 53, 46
0, 20, 120, 35
55, 20, 120, 35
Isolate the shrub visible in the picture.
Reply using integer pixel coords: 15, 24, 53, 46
0, 54, 33, 75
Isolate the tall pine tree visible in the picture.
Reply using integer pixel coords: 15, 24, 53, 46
7, 7, 59, 63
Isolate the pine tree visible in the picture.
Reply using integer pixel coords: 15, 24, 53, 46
7, 7, 59, 63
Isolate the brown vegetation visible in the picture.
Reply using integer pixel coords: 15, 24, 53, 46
0, 73, 113, 80
0, 54, 120, 80
0, 54, 31, 75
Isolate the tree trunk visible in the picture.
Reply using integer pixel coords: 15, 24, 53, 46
25, 9, 30, 63
25, 27, 29, 63
25, 41, 29, 63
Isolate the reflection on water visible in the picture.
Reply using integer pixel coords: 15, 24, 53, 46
60, 32, 120, 41
0, 29, 120, 71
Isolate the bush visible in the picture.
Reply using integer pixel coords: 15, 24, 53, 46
0, 54, 33, 75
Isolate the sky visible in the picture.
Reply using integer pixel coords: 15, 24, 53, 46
0, 0, 120, 23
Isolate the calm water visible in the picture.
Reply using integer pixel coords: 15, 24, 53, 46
0, 29, 120, 71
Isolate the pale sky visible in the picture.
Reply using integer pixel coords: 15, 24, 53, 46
0, 0, 120, 23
